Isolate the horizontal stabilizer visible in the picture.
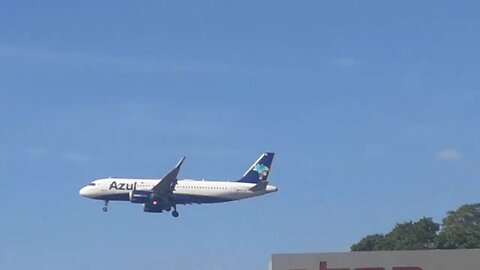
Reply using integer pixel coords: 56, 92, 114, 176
249, 181, 268, 191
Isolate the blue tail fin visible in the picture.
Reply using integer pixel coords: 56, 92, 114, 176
237, 152, 275, 183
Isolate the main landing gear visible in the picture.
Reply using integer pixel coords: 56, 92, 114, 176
102, 200, 109, 212
172, 205, 179, 218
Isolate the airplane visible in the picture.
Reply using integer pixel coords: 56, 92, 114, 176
79, 152, 277, 217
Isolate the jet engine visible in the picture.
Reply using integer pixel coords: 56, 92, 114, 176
129, 190, 151, 204
129, 191, 173, 213
143, 199, 172, 213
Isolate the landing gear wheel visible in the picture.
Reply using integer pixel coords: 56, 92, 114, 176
171, 204, 179, 218
102, 200, 109, 212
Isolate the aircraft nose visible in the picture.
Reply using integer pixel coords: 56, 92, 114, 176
79, 186, 88, 197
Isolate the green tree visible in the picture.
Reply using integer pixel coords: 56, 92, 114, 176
351, 204, 480, 251
351, 218, 439, 251
436, 203, 480, 249
385, 217, 439, 250
351, 234, 389, 251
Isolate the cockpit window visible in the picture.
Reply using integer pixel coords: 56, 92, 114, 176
88, 183, 96, 186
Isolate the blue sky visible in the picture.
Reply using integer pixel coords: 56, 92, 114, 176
1, 1, 480, 270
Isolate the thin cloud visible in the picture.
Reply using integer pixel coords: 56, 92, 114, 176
64, 153, 89, 163
26, 146, 48, 158
0, 45, 344, 78
0, 45, 230, 74
436, 149, 462, 161
331, 57, 358, 68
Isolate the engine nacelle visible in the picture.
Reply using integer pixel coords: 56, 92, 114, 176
143, 200, 172, 213
129, 190, 152, 204
143, 195, 173, 213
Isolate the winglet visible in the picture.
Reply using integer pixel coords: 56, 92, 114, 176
175, 156, 186, 168
152, 156, 186, 193
168, 156, 185, 180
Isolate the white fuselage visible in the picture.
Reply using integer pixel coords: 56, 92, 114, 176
79, 178, 278, 204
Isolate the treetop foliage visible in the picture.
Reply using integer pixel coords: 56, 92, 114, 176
351, 204, 480, 251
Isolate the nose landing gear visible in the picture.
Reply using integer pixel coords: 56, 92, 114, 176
102, 200, 109, 212
172, 204, 179, 218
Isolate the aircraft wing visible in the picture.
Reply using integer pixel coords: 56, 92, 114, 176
151, 156, 185, 194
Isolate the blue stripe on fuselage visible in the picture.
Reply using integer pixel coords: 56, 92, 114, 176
173, 194, 234, 204
93, 193, 130, 201
91, 193, 233, 204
